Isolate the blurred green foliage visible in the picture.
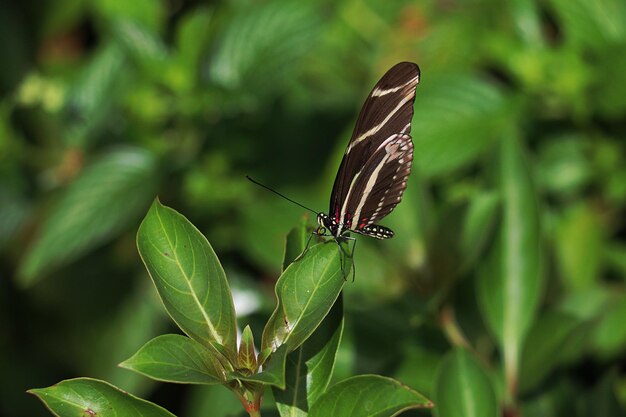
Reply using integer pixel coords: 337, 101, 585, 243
1, 0, 626, 415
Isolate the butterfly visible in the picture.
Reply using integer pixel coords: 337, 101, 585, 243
248, 62, 420, 277
316, 61, 420, 242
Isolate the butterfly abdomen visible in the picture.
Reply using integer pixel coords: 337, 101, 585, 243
355, 224, 394, 239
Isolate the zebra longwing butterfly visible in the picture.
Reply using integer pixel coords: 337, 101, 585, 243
247, 62, 419, 276
316, 61, 420, 240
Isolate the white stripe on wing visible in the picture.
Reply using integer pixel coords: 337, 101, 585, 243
346, 88, 416, 153
371, 74, 420, 97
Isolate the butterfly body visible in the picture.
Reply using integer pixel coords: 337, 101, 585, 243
317, 62, 420, 244
316, 212, 394, 240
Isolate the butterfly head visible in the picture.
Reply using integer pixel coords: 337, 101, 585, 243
317, 212, 344, 237
317, 212, 338, 236
316, 213, 329, 235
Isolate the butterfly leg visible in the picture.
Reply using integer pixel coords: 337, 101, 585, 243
295, 231, 317, 261
334, 237, 347, 280
296, 228, 332, 262
347, 237, 357, 282
335, 236, 357, 281
343, 236, 357, 282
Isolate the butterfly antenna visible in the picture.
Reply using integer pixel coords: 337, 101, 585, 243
246, 175, 319, 215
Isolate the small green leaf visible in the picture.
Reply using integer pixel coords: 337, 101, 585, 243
434, 349, 499, 417
29, 378, 176, 417
477, 133, 542, 393
238, 325, 258, 373
19, 147, 158, 286
283, 217, 310, 271
175, 7, 213, 90
233, 345, 289, 389
137, 199, 238, 360
508, 0, 544, 45
535, 134, 592, 196
257, 347, 272, 368
308, 375, 432, 417
261, 242, 345, 353
120, 334, 226, 384
274, 295, 344, 416
555, 203, 604, 291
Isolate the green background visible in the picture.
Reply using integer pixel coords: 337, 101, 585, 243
1, 0, 626, 416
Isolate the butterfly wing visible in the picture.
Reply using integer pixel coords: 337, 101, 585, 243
340, 133, 413, 235
329, 62, 420, 229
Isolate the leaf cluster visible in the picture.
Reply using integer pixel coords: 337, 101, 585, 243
1, 0, 626, 416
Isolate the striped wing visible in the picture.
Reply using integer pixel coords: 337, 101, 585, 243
329, 62, 420, 229
342, 134, 413, 234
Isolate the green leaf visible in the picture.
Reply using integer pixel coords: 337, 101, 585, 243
509, 0, 544, 46
233, 344, 289, 389
261, 242, 345, 353
18, 147, 158, 286
136, 199, 238, 360
93, 0, 164, 31
209, 1, 320, 93
113, 19, 168, 69
64, 44, 125, 146
547, 0, 626, 51
119, 334, 227, 384
535, 134, 592, 196
412, 74, 511, 177
308, 375, 432, 417
555, 204, 604, 291
273, 295, 344, 417
29, 378, 176, 417
283, 217, 310, 271
519, 311, 584, 392
238, 325, 257, 373
175, 6, 213, 88
460, 191, 500, 271
477, 133, 542, 393
434, 349, 499, 417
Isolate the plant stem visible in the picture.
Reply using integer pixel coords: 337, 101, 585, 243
248, 409, 261, 417
235, 386, 263, 417
440, 305, 471, 349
